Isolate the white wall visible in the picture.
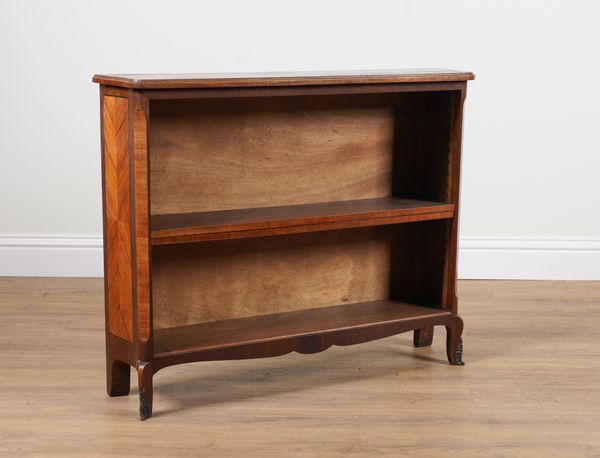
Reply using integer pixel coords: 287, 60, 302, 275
1, 0, 599, 279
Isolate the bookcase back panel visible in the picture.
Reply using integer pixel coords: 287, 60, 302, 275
151, 227, 392, 329
149, 96, 394, 214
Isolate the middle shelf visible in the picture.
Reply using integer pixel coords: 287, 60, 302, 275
151, 197, 455, 245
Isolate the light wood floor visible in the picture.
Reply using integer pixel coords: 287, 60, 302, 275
1, 278, 599, 457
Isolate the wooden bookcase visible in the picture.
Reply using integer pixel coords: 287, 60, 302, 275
93, 69, 474, 420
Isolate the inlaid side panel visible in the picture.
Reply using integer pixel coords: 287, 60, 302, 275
102, 95, 133, 342
151, 227, 392, 329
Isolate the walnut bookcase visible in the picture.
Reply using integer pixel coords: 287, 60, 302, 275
93, 69, 474, 420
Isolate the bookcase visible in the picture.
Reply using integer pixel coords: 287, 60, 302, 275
93, 69, 474, 420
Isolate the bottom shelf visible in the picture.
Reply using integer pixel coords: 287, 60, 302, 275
154, 300, 450, 357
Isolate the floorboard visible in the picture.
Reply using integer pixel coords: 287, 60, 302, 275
0, 278, 599, 457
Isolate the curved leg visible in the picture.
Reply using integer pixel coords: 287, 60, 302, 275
137, 361, 153, 420
107, 355, 130, 397
446, 315, 465, 365
413, 325, 434, 347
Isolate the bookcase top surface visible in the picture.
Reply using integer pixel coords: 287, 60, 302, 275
92, 68, 474, 89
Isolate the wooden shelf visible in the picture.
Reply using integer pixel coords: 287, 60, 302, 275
154, 300, 451, 358
151, 197, 454, 245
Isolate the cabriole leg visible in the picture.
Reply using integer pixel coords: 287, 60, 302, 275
137, 361, 153, 420
413, 325, 434, 347
446, 315, 465, 365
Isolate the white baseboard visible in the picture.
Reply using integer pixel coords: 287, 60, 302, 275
0, 234, 598, 280
459, 238, 600, 280
0, 234, 104, 277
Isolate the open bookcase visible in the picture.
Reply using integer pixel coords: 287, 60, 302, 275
94, 69, 474, 420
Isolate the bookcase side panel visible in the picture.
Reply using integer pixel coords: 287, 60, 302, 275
442, 87, 467, 314
102, 95, 134, 342
389, 220, 447, 307
130, 91, 152, 346
389, 90, 456, 308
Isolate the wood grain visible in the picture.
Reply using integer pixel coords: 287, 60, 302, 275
2, 278, 600, 456
146, 82, 467, 102
131, 92, 152, 343
151, 197, 454, 245
151, 227, 393, 328
392, 91, 455, 201
390, 220, 448, 307
154, 300, 450, 356
151, 211, 455, 245
102, 95, 133, 342
442, 89, 467, 314
149, 96, 395, 214
92, 68, 475, 89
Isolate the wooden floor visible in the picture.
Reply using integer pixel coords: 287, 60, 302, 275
1, 279, 599, 457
